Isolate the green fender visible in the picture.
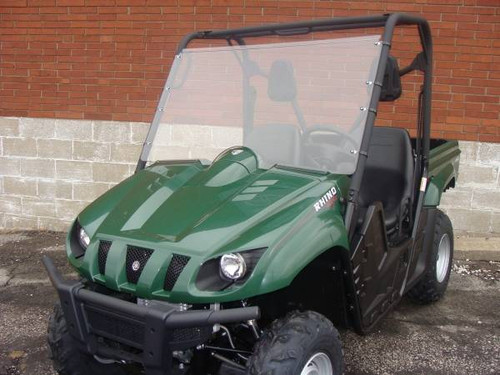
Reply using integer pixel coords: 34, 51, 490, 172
424, 163, 456, 207
179, 201, 351, 304
254, 207, 350, 294
176, 179, 351, 304
424, 140, 460, 207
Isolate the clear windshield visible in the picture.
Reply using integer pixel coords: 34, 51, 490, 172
145, 35, 382, 174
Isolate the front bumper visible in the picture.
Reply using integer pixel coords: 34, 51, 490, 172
42, 256, 259, 375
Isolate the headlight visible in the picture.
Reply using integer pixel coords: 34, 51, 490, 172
77, 226, 90, 250
220, 253, 247, 280
196, 248, 266, 291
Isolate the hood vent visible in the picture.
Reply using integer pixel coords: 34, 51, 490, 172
164, 254, 190, 291
126, 245, 154, 284
97, 240, 112, 275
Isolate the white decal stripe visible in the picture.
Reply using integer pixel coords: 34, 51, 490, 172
121, 186, 174, 231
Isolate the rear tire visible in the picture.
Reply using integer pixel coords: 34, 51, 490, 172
408, 210, 454, 304
247, 311, 343, 375
48, 303, 127, 375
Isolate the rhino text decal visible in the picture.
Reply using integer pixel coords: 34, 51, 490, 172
314, 187, 337, 212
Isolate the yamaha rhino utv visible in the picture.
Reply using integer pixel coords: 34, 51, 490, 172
44, 13, 460, 375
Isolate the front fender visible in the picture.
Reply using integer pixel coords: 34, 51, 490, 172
173, 182, 351, 304
256, 209, 349, 294
180, 207, 349, 303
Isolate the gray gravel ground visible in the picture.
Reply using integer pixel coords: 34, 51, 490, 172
0, 231, 499, 375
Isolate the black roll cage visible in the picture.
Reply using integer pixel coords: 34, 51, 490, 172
138, 12, 433, 238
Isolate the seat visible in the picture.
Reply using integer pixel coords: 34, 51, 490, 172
358, 127, 414, 234
245, 124, 301, 166
244, 59, 302, 167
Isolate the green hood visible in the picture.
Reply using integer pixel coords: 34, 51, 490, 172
69, 149, 350, 303
99, 164, 318, 253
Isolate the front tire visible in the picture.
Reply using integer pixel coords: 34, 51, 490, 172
408, 209, 454, 304
247, 311, 343, 375
48, 303, 127, 375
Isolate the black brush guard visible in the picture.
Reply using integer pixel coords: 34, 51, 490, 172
42, 256, 260, 375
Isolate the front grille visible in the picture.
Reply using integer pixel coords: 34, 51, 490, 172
85, 306, 145, 348
97, 240, 112, 275
164, 254, 190, 291
126, 245, 154, 284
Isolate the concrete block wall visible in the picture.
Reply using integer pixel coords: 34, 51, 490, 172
0, 116, 148, 231
440, 141, 500, 235
0, 116, 499, 235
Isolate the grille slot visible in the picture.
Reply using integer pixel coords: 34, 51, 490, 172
170, 326, 212, 350
126, 245, 154, 284
164, 254, 190, 291
85, 306, 145, 349
172, 326, 211, 343
97, 240, 112, 275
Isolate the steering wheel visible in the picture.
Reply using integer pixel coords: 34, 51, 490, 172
304, 125, 359, 147
302, 125, 359, 171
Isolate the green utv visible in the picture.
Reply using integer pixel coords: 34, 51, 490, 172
44, 13, 460, 375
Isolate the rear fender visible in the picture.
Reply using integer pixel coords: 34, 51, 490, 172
424, 164, 456, 207
424, 140, 460, 207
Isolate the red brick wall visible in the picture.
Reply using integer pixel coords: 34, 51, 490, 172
0, 0, 499, 142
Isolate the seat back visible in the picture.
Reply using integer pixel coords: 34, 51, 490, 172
244, 59, 302, 166
359, 127, 414, 230
245, 124, 301, 166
